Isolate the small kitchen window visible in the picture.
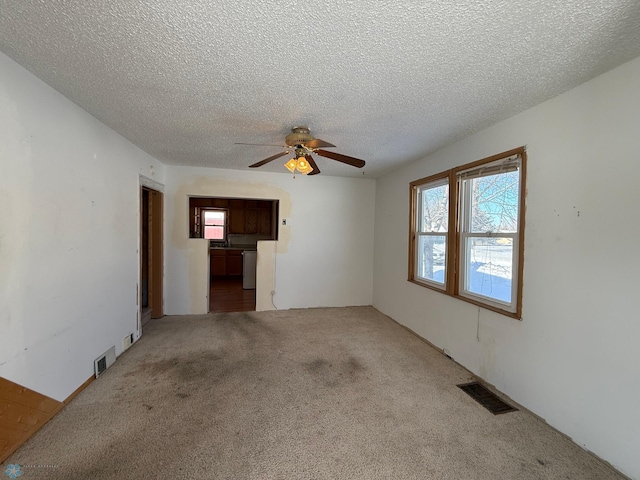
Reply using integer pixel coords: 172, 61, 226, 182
202, 209, 227, 240
191, 204, 228, 241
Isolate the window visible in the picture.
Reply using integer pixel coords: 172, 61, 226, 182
190, 203, 228, 241
414, 175, 449, 288
203, 209, 226, 240
409, 147, 526, 318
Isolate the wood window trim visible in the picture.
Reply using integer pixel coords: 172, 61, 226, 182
408, 171, 451, 290
408, 147, 526, 320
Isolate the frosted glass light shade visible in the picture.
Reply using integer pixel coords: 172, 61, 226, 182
284, 156, 314, 174
284, 158, 298, 173
296, 157, 313, 174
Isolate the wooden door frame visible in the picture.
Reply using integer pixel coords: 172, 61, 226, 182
148, 188, 163, 318
139, 176, 164, 332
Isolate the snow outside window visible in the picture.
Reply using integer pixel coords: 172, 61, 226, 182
458, 158, 521, 312
415, 178, 449, 288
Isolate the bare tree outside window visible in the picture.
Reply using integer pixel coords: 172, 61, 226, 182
470, 172, 519, 235
464, 170, 519, 303
417, 181, 448, 285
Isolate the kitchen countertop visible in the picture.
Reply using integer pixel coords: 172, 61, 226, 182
210, 244, 257, 251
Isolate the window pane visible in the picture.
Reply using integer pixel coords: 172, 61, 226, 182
204, 225, 224, 239
465, 237, 513, 303
417, 235, 446, 284
204, 210, 225, 226
469, 171, 518, 233
420, 184, 448, 232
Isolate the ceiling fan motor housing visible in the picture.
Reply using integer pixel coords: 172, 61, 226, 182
285, 126, 314, 147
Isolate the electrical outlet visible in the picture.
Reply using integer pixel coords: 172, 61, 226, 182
124, 333, 134, 350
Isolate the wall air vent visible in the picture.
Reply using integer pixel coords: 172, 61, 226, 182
96, 357, 106, 374
94, 346, 116, 378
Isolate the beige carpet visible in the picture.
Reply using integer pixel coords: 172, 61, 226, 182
3, 307, 623, 479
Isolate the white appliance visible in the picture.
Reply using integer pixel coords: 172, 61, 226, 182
242, 250, 257, 289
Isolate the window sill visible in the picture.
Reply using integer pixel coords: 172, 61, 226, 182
407, 278, 521, 320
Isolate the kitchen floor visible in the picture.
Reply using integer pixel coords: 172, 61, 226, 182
209, 276, 256, 312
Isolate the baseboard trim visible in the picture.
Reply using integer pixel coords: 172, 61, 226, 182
62, 376, 94, 407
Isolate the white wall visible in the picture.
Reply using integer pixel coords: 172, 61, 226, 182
0, 52, 166, 402
373, 55, 640, 478
164, 166, 376, 314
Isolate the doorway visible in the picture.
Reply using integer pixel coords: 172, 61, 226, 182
193, 197, 278, 313
140, 186, 163, 325
209, 275, 256, 313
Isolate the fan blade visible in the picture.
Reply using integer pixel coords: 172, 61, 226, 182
236, 142, 286, 147
315, 149, 365, 168
249, 151, 290, 168
305, 138, 336, 148
305, 154, 321, 175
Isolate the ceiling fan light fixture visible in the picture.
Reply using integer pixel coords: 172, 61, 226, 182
296, 156, 313, 174
284, 156, 313, 175
284, 158, 298, 173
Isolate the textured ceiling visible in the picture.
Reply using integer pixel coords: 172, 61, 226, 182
1, 1, 640, 177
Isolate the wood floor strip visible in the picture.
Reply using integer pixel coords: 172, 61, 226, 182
0, 375, 94, 463
210, 276, 256, 312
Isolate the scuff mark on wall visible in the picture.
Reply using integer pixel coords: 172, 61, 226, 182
0, 85, 33, 367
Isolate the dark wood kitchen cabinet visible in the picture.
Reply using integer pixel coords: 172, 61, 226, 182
244, 209, 258, 234
244, 200, 271, 235
229, 199, 245, 234
226, 199, 270, 235
210, 250, 226, 276
229, 208, 245, 234
227, 251, 243, 276
210, 249, 243, 277
258, 210, 271, 235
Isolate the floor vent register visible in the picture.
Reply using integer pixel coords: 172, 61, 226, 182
457, 381, 518, 415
